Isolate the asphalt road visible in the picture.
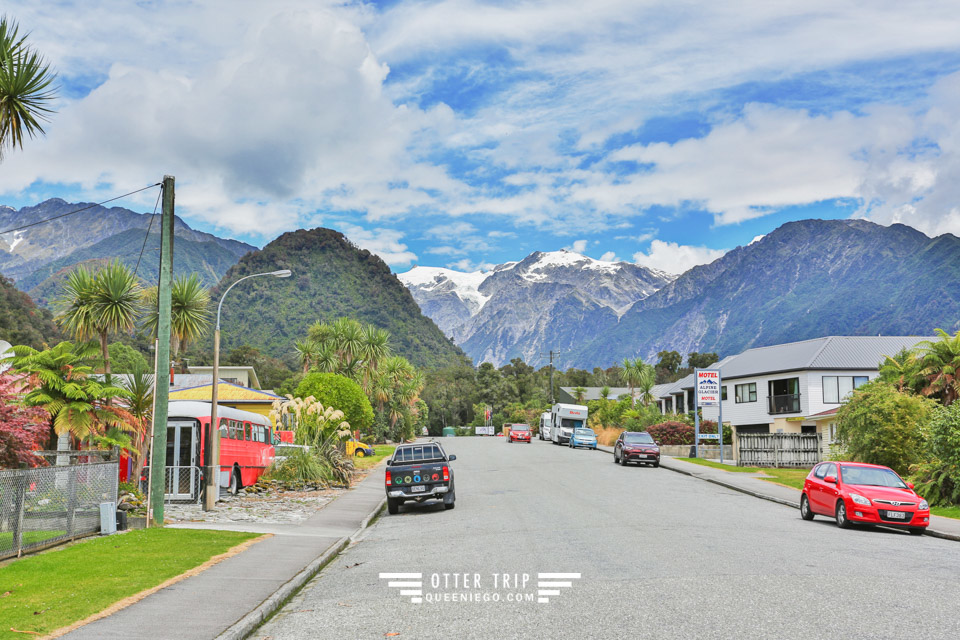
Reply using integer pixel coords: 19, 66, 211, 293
255, 437, 960, 640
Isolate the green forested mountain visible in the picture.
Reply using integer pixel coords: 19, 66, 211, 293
569, 219, 960, 367
21, 229, 246, 307
214, 227, 467, 369
0, 275, 61, 348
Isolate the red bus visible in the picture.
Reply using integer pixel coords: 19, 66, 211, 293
164, 400, 275, 500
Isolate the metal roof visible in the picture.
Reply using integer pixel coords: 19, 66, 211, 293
681, 336, 934, 384
558, 386, 633, 401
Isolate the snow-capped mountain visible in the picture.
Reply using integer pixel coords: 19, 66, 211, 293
398, 250, 674, 366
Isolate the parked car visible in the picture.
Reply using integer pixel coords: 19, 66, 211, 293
539, 412, 551, 441
508, 424, 532, 443
569, 428, 597, 449
800, 461, 930, 534
345, 439, 376, 457
613, 431, 660, 467
385, 441, 457, 515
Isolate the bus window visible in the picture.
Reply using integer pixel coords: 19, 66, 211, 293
257, 425, 265, 443
219, 418, 228, 437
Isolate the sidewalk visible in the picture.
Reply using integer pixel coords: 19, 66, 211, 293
62, 469, 386, 640
597, 444, 960, 542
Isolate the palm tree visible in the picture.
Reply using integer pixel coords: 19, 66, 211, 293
7, 341, 138, 447
332, 317, 364, 363
572, 386, 587, 403
879, 348, 921, 393
56, 261, 143, 385
122, 363, 154, 481
0, 16, 57, 160
294, 338, 320, 374
619, 357, 654, 404
143, 274, 211, 363
600, 386, 611, 400
359, 324, 390, 388
916, 328, 960, 405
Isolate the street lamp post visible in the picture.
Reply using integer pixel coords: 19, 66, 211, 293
203, 269, 291, 511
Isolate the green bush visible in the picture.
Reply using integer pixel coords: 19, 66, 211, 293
296, 372, 374, 432
836, 381, 935, 476
911, 402, 960, 506
265, 448, 328, 485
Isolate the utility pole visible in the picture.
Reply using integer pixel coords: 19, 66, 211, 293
149, 176, 175, 525
541, 349, 562, 404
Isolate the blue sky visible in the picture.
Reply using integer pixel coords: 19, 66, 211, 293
2, 1, 960, 274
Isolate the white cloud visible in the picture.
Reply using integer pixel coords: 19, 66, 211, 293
447, 258, 495, 272
339, 223, 417, 266
566, 239, 588, 253
632, 240, 727, 274
599, 251, 621, 262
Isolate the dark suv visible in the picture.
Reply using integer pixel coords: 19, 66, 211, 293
385, 441, 457, 514
613, 431, 660, 467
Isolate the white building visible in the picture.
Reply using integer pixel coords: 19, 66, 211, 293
668, 336, 933, 458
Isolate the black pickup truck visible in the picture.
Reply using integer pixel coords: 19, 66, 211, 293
385, 441, 457, 514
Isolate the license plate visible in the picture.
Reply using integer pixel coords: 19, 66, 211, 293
886, 511, 906, 519
411, 485, 426, 493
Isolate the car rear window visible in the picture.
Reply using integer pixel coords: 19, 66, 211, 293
394, 444, 444, 463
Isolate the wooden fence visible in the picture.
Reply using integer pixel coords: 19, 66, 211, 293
736, 433, 821, 468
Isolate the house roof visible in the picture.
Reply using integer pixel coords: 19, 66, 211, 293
188, 366, 261, 389
680, 336, 933, 384
807, 407, 840, 419
558, 386, 633, 401
169, 382, 282, 403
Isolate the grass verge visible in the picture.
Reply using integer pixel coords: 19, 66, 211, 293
0, 528, 260, 639
354, 444, 396, 470
677, 457, 809, 490
931, 505, 960, 520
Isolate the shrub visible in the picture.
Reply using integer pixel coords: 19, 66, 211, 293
265, 448, 328, 485
647, 421, 694, 445
295, 372, 374, 432
836, 381, 935, 476
911, 402, 960, 506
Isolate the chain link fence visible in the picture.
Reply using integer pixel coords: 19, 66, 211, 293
162, 466, 203, 503
0, 461, 118, 560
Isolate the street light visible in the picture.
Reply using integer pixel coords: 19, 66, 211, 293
203, 269, 291, 511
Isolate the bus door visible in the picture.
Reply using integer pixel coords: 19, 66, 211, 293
165, 420, 199, 500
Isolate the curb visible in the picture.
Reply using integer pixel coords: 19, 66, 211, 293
597, 444, 960, 542
215, 496, 387, 640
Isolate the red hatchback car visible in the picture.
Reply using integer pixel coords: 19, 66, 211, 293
800, 461, 930, 535
508, 424, 531, 443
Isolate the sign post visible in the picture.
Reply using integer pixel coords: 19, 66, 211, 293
695, 369, 722, 462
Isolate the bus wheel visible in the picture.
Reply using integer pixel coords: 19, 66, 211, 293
229, 467, 242, 495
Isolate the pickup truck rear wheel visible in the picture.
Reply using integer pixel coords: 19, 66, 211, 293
387, 497, 400, 515
444, 491, 456, 510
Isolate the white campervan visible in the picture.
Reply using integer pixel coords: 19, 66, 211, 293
550, 403, 588, 445
539, 412, 552, 440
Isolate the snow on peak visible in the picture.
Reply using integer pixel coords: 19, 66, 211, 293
517, 249, 622, 281
397, 266, 491, 309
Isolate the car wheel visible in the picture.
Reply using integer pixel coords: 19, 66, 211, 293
835, 500, 851, 529
444, 489, 456, 510
620, 453, 628, 466
909, 527, 925, 536
653, 461, 660, 468
356, 450, 365, 458
800, 494, 814, 521
613, 450, 619, 463
387, 497, 400, 515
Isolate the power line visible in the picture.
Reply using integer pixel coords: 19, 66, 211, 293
0, 182, 162, 236
133, 187, 163, 280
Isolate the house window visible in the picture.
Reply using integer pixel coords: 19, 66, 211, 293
721, 386, 728, 401
823, 376, 871, 404
735, 383, 757, 403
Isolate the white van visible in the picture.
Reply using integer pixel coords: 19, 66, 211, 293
539, 412, 551, 440
550, 403, 588, 445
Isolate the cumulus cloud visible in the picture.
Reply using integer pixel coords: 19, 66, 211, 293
632, 240, 727, 274
566, 239, 588, 253
599, 251, 621, 262
339, 223, 417, 266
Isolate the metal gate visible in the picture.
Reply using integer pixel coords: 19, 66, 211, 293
737, 433, 821, 468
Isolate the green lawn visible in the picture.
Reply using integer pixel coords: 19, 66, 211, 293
931, 505, 960, 520
0, 530, 67, 552
677, 457, 809, 490
0, 528, 259, 639
354, 444, 396, 470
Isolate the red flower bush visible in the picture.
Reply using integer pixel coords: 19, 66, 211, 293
0, 373, 50, 468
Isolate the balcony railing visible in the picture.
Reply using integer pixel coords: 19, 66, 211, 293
767, 393, 801, 415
